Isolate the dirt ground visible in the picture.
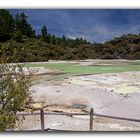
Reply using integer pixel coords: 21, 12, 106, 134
16, 60, 140, 131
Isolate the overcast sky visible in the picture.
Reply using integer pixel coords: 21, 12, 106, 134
9, 9, 140, 43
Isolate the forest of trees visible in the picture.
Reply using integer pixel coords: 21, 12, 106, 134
0, 9, 140, 62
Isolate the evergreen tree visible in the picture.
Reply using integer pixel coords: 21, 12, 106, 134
0, 9, 15, 42
15, 12, 35, 37
41, 25, 48, 42
61, 35, 66, 46
62, 35, 66, 43
51, 35, 56, 44
12, 30, 22, 42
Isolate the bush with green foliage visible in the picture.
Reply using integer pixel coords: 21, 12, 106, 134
0, 61, 32, 131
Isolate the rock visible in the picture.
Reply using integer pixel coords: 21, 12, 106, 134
30, 103, 44, 109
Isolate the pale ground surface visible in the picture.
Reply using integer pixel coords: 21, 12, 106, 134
15, 60, 140, 131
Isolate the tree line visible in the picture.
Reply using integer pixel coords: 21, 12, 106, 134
0, 9, 90, 44
0, 9, 140, 62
